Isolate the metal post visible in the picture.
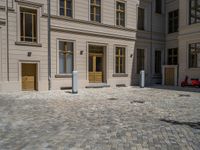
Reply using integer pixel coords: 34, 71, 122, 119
72, 71, 78, 94
47, 0, 51, 90
140, 70, 145, 88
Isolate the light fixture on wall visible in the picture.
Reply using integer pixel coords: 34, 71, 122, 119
80, 51, 84, 55
27, 52, 32, 57
130, 54, 133, 58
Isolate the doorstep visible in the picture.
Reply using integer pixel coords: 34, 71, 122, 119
85, 83, 110, 88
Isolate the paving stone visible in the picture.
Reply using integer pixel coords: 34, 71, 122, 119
0, 86, 200, 150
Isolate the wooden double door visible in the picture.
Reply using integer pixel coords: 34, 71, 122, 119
165, 68, 175, 86
89, 46, 105, 83
22, 63, 37, 91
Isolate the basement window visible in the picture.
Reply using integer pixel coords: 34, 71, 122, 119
20, 7, 37, 43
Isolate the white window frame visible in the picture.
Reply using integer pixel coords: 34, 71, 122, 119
115, 0, 127, 27
17, 4, 41, 43
58, 0, 74, 18
113, 45, 127, 74
56, 39, 76, 75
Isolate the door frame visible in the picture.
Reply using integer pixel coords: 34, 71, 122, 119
19, 61, 40, 91
87, 42, 108, 83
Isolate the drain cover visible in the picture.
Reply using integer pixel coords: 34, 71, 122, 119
108, 98, 118, 101
179, 94, 191, 97
130, 100, 145, 104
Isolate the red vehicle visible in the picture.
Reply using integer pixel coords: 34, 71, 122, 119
181, 76, 200, 87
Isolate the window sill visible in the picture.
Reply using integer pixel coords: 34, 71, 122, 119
112, 73, 128, 77
15, 41, 42, 47
55, 74, 72, 78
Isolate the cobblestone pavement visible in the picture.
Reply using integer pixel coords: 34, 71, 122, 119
0, 86, 200, 150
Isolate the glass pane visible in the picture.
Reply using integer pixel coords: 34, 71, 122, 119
20, 13, 24, 39
116, 57, 119, 73
59, 41, 65, 51
25, 13, 33, 38
59, 52, 65, 74
89, 56, 93, 72
96, 57, 102, 72
66, 54, 73, 73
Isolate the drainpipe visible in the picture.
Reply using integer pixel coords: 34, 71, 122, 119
6, 0, 9, 81
47, 0, 51, 90
150, 1, 153, 85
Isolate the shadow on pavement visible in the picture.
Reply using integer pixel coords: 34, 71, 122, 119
160, 119, 200, 130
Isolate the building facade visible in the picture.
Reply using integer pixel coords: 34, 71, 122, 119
0, 0, 199, 92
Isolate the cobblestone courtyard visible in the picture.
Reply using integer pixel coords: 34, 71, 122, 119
0, 87, 200, 150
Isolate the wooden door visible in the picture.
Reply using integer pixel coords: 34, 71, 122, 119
89, 54, 103, 83
22, 64, 37, 91
165, 68, 175, 86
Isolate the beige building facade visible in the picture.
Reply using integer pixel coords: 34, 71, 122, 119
0, 0, 199, 92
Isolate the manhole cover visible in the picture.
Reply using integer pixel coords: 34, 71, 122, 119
130, 100, 145, 104
108, 98, 118, 101
179, 94, 191, 97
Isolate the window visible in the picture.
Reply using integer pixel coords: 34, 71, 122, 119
189, 0, 200, 24
20, 7, 37, 42
115, 47, 126, 73
189, 43, 200, 68
155, 51, 162, 74
137, 49, 145, 74
59, 41, 74, 74
60, 0, 73, 17
137, 7, 145, 30
155, 0, 162, 14
168, 10, 179, 33
90, 0, 101, 22
168, 48, 178, 65
116, 1, 125, 27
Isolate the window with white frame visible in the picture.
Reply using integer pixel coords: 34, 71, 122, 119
155, 50, 162, 74
90, 0, 101, 22
137, 49, 145, 74
137, 7, 145, 30
115, 47, 126, 73
20, 7, 37, 42
189, 0, 200, 24
59, 41, 74, 74
189, 42, 200, 68
60, 0, 73, 17
116, 1, 125, 27
155, 0, 162, 14
168, 48, 178, 65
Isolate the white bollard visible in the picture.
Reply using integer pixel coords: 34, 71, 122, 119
140, 70, 145, 88
72, 71, 78, 94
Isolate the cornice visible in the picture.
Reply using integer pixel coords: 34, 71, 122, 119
51, 26, 136, 41
42, 14, 137, 33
